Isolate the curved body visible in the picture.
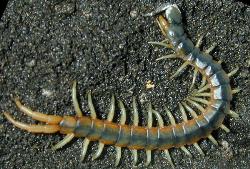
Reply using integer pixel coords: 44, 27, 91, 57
59, 9, 232, 149
4, 3, 237, 167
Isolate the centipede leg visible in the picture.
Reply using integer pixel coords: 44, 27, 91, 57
193, 143, 205, 156
228, 110, 239, 118
189, 97, 209, 105
195, 35, 204, 48
92, 143, 105, 161
170, 61, 189, 79
207, 135, 219, 146
153, 109, 174, 168
131, 97, 139, 166
145, 104, 153, 166
187, 98, 230, 133
186, 98, 205, 112
114, 100, 126, 166
165, 106, 192, 157
220, 124, 230, 133
52, 133, 75, 150
115, 147, 122, 167
205, 43, 216, 54
87, 91, 97, 119
197, 84, 210, 93
3, 112, 60, 133
179, 103, 205, 156
218, 60, 223, 64
199, 75, 207, 89
164, 150, 175, 169
14, 98, 62, 124
72, 81, 83, 117
232, 88, 241, 94
148, 41, 173, 48
80, 91, 98, 161
180, 146, 192, 157
132, 150, 138, 166
80, 138, 90, 161
156, 54, 178, 61
92, 95, 115, 160
53, 81, 82, 150
190, 68, 198, 90
145, 150, 152, 166
182, 101, 219, 146
227, 66, 239, 77
192, 92, 211, 97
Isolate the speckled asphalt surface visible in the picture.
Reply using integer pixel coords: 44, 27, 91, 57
0, 0, 249, 169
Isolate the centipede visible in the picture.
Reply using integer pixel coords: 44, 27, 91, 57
3, 3, 240, 168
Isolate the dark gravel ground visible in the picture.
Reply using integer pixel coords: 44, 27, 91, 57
0, 0, 249, 169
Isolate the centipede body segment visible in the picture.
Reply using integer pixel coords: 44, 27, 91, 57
3, 3, 240, 168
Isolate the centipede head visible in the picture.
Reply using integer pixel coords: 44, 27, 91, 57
145, 4, 182, 37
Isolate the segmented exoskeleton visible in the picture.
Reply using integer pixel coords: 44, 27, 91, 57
3, 4, 240, 168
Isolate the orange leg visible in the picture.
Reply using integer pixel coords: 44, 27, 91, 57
14, 98, 62, 124
3, 98, 63, 133
3, 112, 60, 133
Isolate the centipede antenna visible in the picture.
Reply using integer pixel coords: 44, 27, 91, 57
170, 61, 189, 79
208, 135, 218, 146
115, 147, 121, 166
156, 54, 178, 61
164, 150, 175, 169
228, 110, 239, 118
148, 41, 173, 48
72, 81, 83, 117
180, 146, 192, 157
220, 124, 230, 133
80, 138, 90, 161
87, 91, 97, 119
190, 68, 198, 90
132, 97, 139, 126
92, 143, 105, 160
145, 150, 152, 166
132, 149, 138, 166
14, 98, 62, 124
52, 133, 75, 150
189, 97, 209, 105
227, 66, 239, 77
186, 99, 205, 112
205, 43, 216, 54
107, 95, 115, 121
195, 35, 204, 48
